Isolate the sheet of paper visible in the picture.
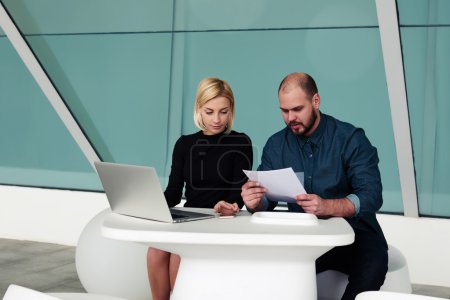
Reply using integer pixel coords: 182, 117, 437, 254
243, 168, 306, 203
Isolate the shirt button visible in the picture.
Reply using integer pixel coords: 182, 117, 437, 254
309, 154, 313, 158
308, 176, 312, 179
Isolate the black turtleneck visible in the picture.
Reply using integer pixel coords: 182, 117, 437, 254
164, 130, 253, 208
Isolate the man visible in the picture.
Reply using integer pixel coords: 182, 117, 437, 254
241, 72, 388, 300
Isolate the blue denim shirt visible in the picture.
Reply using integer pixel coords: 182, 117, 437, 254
258, 112, 385, 237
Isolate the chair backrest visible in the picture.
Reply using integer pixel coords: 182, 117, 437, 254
3, 284, 61, 300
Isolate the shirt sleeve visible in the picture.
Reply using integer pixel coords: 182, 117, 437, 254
346, 193, 361, 214
164, 137, 185, 207
345, 129, 383, 216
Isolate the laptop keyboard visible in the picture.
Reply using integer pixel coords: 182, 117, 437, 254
171, 213, 189, 219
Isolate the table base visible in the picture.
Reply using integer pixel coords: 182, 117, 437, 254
171, 256, 318, 300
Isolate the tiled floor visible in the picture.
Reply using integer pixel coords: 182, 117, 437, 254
0, 238, 85, 298
0, 238, 449, 299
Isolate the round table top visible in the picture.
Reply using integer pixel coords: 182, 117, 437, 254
102, 208, 354, 247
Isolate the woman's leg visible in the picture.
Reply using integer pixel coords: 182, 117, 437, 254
169, 253, 181, 291
147, 247, 171, 300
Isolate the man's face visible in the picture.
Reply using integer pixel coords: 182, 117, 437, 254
279, 86, 320, 137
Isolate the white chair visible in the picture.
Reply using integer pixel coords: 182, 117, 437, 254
3, 285, 60, 300
2, 284, 126, 300
75, 209, 151, 300
317, 245, 411, 300
356, 291, 447, 300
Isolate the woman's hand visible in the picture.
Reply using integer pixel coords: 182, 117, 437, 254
214, 201, 240, 216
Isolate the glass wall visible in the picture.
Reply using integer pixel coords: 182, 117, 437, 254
0, 0, 174, 190
398, 0, 450, 217
0, 37, 97, 189
0, 0, 405, 213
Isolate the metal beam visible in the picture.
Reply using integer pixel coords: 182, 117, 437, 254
375, 0, 419, 217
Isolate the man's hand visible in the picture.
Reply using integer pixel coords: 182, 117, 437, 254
214, 201, 239, 216
296, 194, 326, 216
241, 180, 267, 211
296, 194, 355, 217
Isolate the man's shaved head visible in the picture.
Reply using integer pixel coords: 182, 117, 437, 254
278, 72, 318, 99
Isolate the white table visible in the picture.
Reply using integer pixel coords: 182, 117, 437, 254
102, 209, 354, 300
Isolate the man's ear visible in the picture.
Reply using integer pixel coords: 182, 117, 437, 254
312, 93, 320, 109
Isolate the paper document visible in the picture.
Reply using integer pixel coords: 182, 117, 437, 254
243, 168, 306, 203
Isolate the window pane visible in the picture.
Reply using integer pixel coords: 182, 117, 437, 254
400, 26, 450, 217
0, 38, 101, 190
1, 1, 174, 189
27, 34, 173, 171
2, 0, 173, 34
397, 0, 450, 26
174, 0, 378, 31
1, 0, 405, 213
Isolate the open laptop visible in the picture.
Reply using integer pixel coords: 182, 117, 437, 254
94, 161, 216, 223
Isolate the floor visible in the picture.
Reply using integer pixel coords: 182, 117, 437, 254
0, 238, 85, 297
1, 238, 450, 299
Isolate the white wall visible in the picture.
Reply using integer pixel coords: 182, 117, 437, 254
1, 185, 449, 288
0, 185, 108, 246
377, 214, 450, 288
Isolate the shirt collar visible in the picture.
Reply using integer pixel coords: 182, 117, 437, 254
295, 111, 326, 148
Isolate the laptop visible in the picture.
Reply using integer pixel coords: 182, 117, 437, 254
94, 161, 216, 223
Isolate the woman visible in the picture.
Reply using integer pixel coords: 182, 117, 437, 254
147, 77, 253, 300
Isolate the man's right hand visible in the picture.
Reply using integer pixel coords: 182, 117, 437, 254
241, 180, 267, 211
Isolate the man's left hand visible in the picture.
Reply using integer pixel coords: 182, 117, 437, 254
296, 194, 356, 217
295, 194, 327, 216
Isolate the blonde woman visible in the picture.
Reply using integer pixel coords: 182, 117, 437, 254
147, 77, 253, 300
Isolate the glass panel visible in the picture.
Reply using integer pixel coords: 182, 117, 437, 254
0, 37, 101, 190
2, 0, 173, 34
174, 0, 378, 31
177, 28, 402, 213
401, 26, 450, 217
397, 0, 450, 26
1, 0, 174, 189
1, 0, 405, 214
27, 33, 173, 172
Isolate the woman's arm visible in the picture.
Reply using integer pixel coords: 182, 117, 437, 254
163, 137, 186, 207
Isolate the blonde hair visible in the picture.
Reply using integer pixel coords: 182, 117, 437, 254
193, 77, 235, 134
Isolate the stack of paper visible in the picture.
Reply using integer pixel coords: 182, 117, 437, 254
243, 167, 306, 203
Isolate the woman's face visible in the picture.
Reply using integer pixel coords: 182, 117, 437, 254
200, 96, 231, 135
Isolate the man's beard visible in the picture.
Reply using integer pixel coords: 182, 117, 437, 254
288, 109, 317, 137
